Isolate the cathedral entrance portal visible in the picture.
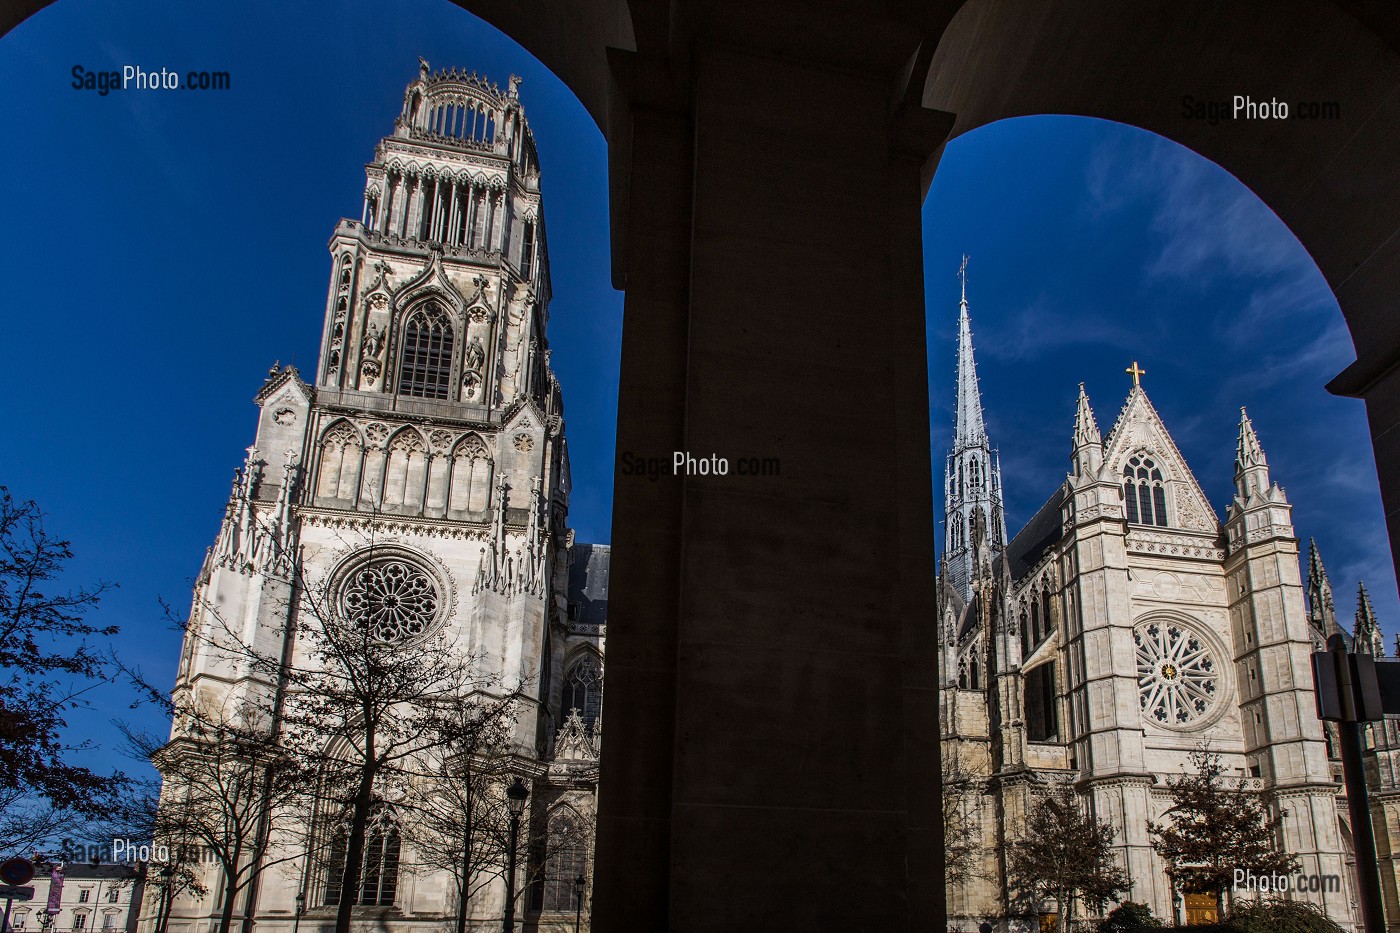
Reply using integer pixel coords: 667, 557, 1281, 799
1182, 894, 1220, 925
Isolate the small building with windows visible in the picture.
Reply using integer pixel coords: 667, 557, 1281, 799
937, 280, 1358, 930
150, 60, 605, 933
14, 865, 144, 933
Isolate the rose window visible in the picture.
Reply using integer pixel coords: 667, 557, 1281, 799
1134, 620, 1219, 726
339, 559, 439, 642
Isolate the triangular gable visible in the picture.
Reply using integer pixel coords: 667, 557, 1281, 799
1102, 386, 1219, 533
254, 366, 313, 406
393, 250, 465, 313
501, 394, 546, 430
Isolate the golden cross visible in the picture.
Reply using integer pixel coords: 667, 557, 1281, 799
1126, 361, 1146, 386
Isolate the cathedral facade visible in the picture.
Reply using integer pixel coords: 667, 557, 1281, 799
152, 63, 605, 933
938, 275, 1365, 931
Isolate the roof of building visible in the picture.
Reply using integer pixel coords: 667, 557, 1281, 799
1006, 485, 1067, 582
52, 864, 141, 880
568, 543, 610, 628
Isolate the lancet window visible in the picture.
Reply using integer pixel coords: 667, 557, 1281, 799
324, 804, 401, 907
381, 429, 428, 511
562, 655, 603, 734
316, 422, 362, 503
398, 302, 454, 400
1122, 454, 1169, 526
448, 435, 493, 513
539, 808, 587, 912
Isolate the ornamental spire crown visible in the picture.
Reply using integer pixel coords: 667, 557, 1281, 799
1306, 539, 1343, 648
1234, 407, 1272, 501
1356, 582, 1385, 656
1071, 383, 1103, 478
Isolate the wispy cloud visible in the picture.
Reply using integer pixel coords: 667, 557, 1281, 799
1216, 315, 1355, 397
976, 296, 1139, 363
1086, 133, 1316, 287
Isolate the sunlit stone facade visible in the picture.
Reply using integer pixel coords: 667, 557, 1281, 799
939, 287, 1361, 931
151, 61, 604, 933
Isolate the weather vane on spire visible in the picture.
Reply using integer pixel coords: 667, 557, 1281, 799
1126, 360, 1146, 387
959, 254, 969, 304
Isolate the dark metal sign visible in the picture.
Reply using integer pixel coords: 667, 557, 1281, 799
0, 859, 33, 887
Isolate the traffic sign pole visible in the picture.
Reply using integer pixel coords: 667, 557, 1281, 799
1313, 634, 1387, 932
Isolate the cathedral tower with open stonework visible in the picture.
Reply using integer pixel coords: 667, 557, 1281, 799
150, 62, 606, 933
937, 280, 1362, 931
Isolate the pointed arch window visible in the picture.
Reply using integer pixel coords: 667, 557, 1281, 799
539, 808, 588, 912
398, 302, 454, 399
381, 430, 428, 511
1122, 455, 1169, 527
562, 655, 603, 734
448, 435, 493, 513
324, 804, 401, 907
316, 423, 362, 503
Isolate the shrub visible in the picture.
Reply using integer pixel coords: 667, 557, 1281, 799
1226, 899, 1342, 933
1099, 901, 1164, 932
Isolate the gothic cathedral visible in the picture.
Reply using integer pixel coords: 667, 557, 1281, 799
158, 62, 605, 933
938, 264, 1366, 931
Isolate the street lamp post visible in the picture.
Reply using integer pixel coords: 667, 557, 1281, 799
572, 875, 585, 933
156, 867, 173, 933
502, 777, 530, 933
293, 892, 305, 933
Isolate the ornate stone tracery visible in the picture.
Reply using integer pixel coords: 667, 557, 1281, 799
1134, 618, 1222, 728
331, 547, 450, 643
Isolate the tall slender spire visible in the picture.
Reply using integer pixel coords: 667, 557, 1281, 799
1356, 582, 1384, 656
955, 256, 987, 448
944, 256, 1004, 604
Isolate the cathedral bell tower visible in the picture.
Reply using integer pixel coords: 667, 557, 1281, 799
1224, 408, 1346, 919
175, 60, 576, 756
943, 257, 1008, 603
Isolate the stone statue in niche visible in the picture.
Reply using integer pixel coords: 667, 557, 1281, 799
363, 322, 384, 359
465, 335, 485, 374
359, 322, 386, 389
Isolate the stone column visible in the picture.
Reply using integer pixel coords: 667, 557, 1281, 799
406, 174, 423, 240
447, 181, 461, 246
389, 173, 407, 237
490, 188, 507, 252
593, 36, 949, 931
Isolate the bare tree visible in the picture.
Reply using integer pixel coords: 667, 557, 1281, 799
0, 486, 126, 842
393, 711, 517, 933
127, 471, 535, 933
941, 743, 985, 890
122, 707, 309, 933
398, 750, 594, 932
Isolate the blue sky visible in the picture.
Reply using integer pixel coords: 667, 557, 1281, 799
1, 0, 1392, 782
